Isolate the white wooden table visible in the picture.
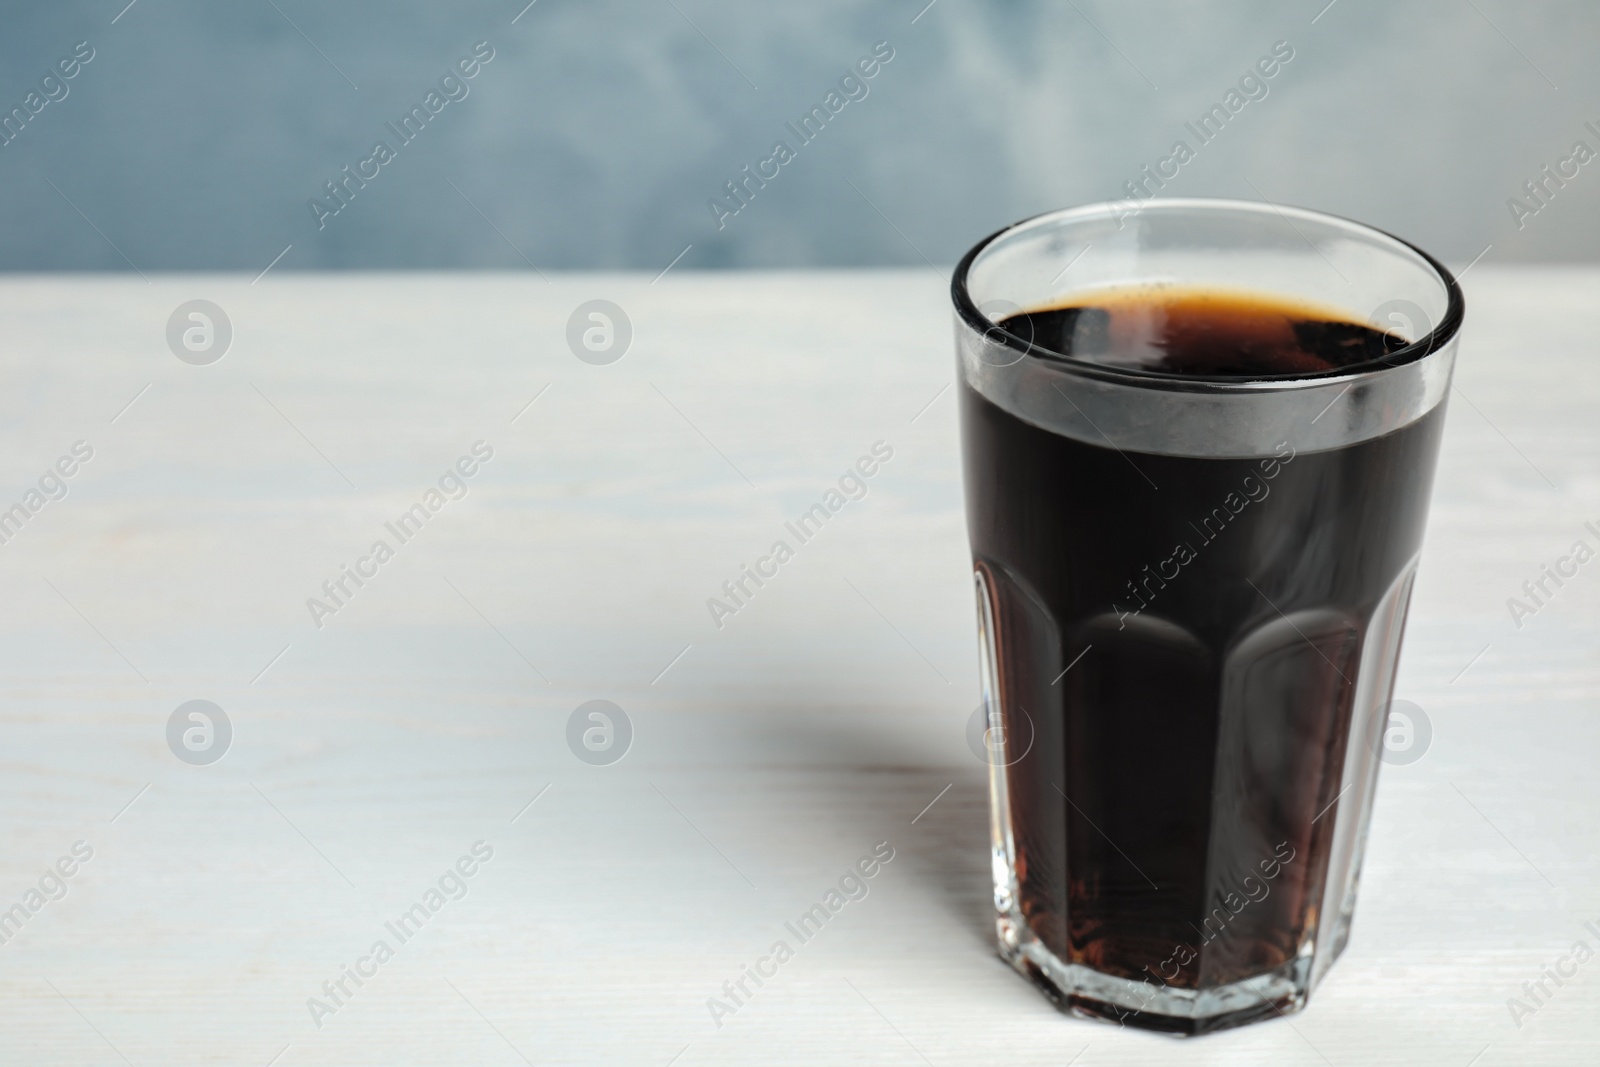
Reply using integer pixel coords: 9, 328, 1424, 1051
0, 268, 1596, 1065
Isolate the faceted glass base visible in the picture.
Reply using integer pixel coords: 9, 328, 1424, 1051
995, 907, 1326, 1036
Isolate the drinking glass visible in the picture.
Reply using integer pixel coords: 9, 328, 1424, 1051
952, 198, 1462, 1034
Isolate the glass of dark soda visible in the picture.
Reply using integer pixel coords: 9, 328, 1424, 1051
951, 198, 1462, 1034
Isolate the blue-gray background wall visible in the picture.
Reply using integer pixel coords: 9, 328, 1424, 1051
1, 0, 1595, 273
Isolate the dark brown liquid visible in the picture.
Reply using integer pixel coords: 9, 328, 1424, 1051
965, 289, 1442, 1014
999, 286, 1410, 377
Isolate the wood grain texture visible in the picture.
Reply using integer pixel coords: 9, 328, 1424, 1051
0, 269, 1594, 1065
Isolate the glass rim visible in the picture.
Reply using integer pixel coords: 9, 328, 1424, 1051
951, 197, 1466, 392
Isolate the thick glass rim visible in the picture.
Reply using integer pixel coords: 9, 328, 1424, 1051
951, 197, 1465, 392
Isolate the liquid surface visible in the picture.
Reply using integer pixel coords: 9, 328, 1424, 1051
998, 286, 1408, 377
